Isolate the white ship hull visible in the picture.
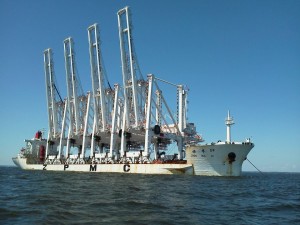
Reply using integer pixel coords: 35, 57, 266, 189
186, 142, 254, 176
13, 141, 253, 176
12, 155, 193, 175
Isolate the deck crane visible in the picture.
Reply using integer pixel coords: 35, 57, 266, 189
87, 23, 123, 163
43, 48, 67, 162
63, 37, 92, 163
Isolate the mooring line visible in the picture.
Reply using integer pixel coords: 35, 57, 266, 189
246, 158, 264, 175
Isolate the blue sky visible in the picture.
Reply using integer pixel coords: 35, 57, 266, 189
1, 0, 299, 172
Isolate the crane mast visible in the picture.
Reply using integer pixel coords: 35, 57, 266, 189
44, 48, 66, 158
64, 37, 81, 135
88, 24, 108, 132
64, 37, 90, 160
109, 84, 122, 158
87, 23, 117, 160
44, 48, 58, 137
118, 7, 144, 129
177, 85, 187, 134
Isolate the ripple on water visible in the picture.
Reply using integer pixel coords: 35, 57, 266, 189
1, 168, 300, 225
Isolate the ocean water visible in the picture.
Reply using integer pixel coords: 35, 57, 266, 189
0, 166, 299, 225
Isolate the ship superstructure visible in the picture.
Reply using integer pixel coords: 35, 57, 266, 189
12, 6, 254, 176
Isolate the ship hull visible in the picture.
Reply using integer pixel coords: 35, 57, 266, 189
186, 142, 254, 176
12, 155, 193, 175
13, 142, 253, 176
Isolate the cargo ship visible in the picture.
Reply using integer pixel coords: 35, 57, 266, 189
12, 7, 254, 176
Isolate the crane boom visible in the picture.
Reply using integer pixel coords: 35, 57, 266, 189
64, 37, 81, 135
118, 6, 140, 128
44, 48, 66, 158
88, 24, 107, 132
44, 48, 58, 137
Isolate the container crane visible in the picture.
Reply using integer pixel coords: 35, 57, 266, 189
43, 48, 67, 162
63, 37, 92, 163
87, 23, 120, 163
118, 7, 150, 160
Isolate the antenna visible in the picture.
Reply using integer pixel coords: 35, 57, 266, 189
225, 110, 235, 143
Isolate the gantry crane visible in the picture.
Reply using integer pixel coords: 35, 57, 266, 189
117, 6, 199, 162
63, 37, 92, 163
43, 48, 67, 161
87, 23, 122, 163
117, 7, 150, 160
